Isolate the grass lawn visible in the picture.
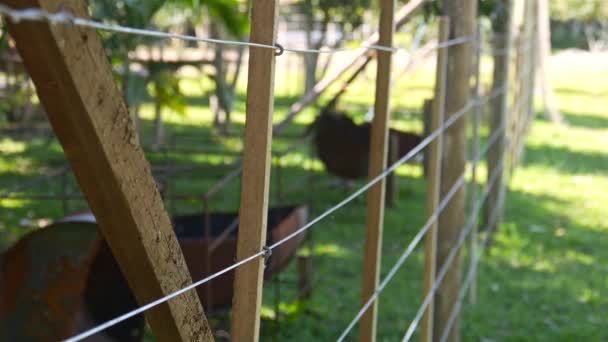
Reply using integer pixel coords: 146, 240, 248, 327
0, 51, 606, 341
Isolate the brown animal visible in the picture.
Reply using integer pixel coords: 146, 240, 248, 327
311, 107, 422, 180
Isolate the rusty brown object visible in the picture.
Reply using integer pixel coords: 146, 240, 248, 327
175, 205, 308, 312
0, 205, 308, 339
0, 222, 100, 341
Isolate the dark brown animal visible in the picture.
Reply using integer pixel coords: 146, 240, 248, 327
311, 108, 422, 180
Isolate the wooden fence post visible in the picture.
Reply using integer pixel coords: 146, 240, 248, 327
385, 133, 398, 208
468, 22, 483, 305
435, 0, 476, 341
513, 0, 538, 168
485, 0, 513, 247
508, 29, 523, 174
422, 99, 433, 178
510, 0, 534, 174
230, 0, 280, 341
2, 0, 213, 340
272, 0, 424, 134
421, 17, 449, 342
359, 0, 395, 340
537, 0, 564, 125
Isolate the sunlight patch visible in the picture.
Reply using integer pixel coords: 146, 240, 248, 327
0, 138, 26, 154
314, 243, 350, 257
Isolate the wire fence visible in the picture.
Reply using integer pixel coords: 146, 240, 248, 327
0, 2, 539, 341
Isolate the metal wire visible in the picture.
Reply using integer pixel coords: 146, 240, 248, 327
439, 71, 536, 342
336, 75, 523, 340
438, 193, 503, 342
0, 165, 69, 198
63, 250, 264, 342
62, 97, 473, 342
0, 4, 473, 55
336, 175, 466, 342
269, 100, 473, 250
401, 143, 508, 342
0, 3, 533, 339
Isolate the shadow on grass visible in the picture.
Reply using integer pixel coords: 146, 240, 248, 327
462, 186, 607, 341
554, 86, 600, 98
562, 111, 608, 130
521, 143, 608, 175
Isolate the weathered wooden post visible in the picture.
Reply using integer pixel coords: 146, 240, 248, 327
272, 0, 424, 135
230, 0, 280, 341
422, 99, 433, 178
421, 17, 449, 342
537, 0, 564, 125
435, 0, 476, 340
468, 22, 483, 305
513, 0, 538, 169
508, 29, 523, 173
485, 0, 513, 246
385, 133, 399, 208
2, 0, 213, 340
360, 0, 395, 340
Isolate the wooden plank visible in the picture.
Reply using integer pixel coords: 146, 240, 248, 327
537, 0, 564, 124
359, 0, 395, 340
508, 29, 523, 172
272, 0, 424, 134
385, 133, 398, 208
2, 0, 213, 341
422, 99, 433, 178
421, 17, 449, 342
468, 22, 483, 305
230, 0, 280, 341
485, 0, 513, 238
513, 0, 538, 168
435, 1, 476, 341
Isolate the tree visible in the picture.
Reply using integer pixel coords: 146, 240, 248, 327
292, 0, 371, 93
90, 0, 248, 145
549, 0, 607, 51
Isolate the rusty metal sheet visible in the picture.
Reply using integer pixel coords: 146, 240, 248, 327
0, 222, 100, 341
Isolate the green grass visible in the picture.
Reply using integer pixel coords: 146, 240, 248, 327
1, 54, 607, 341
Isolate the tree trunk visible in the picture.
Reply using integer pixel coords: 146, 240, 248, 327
435, 1, 476, 341
205, 22, 244, 135
537, 0, 565, 125
302, 2, 329, 93
153, 100, 164, 149
303, 0, 317, 93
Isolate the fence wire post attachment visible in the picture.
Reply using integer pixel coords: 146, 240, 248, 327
262, 245, 273, 266
60, 13, 76, 27
274, 43, 284, 56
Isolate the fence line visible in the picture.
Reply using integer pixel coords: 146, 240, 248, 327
336, 69, 530, 339
64, 67, 523, 340
439, 81, 536, 342
1, 2, 538, 340
64, 89, 478, 342
0, 4, 470, 55
0, 165, 69, 199
402, 145, 508, 342
438, 197, 502, 342
401, 58, 536, 342
337, 175, 466, 342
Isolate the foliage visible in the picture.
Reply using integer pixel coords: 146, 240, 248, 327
550, 0, 608, 22
422, 0, 503, 21
86, 0, 249, 141
1, 50, 607, 340
147, 67, 187, 116
311, 0, 371, 31
156, 0, 248, 37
